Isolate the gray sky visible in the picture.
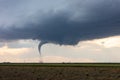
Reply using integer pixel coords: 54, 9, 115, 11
0, 0, 120, 62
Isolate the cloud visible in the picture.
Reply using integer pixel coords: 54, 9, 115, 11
0, 55, 95, 63
0, 44, 38, 62
0, 0, 120, 46
43, 56, 95, 63
93, 36, 120, 48
0, 45, 30, 55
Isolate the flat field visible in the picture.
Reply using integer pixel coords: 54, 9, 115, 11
0, 63, 120, 80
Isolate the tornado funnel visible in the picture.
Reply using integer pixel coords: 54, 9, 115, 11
38, 41, 47, 56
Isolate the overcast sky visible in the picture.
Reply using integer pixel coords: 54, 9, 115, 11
0, 0, 120, 63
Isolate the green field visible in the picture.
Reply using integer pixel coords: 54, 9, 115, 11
0, 63, 120, 67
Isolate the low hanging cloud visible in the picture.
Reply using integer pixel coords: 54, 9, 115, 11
0, 0, 120, 47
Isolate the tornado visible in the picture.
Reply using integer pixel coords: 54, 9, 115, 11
38, 41, 47, 56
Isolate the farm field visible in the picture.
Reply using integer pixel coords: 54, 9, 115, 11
0, 63, 120, 80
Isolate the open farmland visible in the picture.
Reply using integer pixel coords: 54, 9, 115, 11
0, 63, 120, 80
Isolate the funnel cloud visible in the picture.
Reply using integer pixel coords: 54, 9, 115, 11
38, 41, 47, 55
0, 0, 120, 53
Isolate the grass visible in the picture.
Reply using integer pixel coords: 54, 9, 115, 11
0, 63, 120, 67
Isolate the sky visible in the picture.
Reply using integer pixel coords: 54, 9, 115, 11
0, 0, 120, 63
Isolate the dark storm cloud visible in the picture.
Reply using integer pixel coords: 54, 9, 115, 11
0, 0, 120, 45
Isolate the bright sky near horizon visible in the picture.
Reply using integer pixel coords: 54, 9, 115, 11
0, 0, 120, 63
